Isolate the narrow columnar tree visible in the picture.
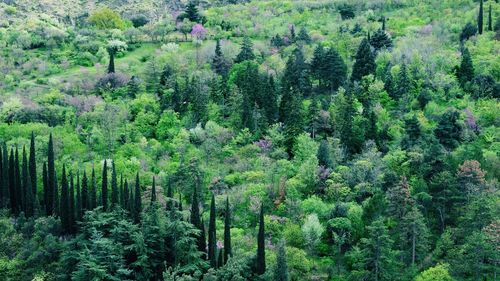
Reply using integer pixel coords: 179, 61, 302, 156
69, 171, 75, 232
488, 4, 493, 31
190, 183, 206, 257
76, 172, 82, 221
208, 194, 217, 268
457, 48, 474, 88
1, 144, 8, 209
29, 132, 37, 205
150, 176, 157, 205
123, 179, 129, 210
111, 161, 118, 207
134, 172, 141, 223
0, 146, 3, 208
165, 179, 173, 211
47, 134, 55, 215
478, 0, 484, 34
90, 167, 97, 209
22, 146, 34, 217
81, 170, 88, 212
14, 148, 21, 215
8, 148, 17, 213
119, 174, 124, 207
224, 197, 232, 264
53, 170, 59, 217
42, 162, 47, 213
60, 165, 70, 233
101, 160, 108, 211
274, 240, 289, 281
255, 204, 266, 275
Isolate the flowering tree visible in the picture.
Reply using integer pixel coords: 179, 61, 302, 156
191, 24, 207, 41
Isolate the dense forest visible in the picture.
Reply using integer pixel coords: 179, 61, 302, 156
0, 0, 499, 280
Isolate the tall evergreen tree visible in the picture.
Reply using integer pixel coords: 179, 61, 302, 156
29, 132, 36, 205
323, 47, 347, 92
101, 160, 108, 211
478, 0, 484, 34
255, 204, 266, 275
150, 176, 157, 205
274, 240, 289, 281
0, 146, 3, 208
90, 166, 97, 209
351, 38, 376, 81
400, 204, 429, 266
370, 29, 393, 51
190, 183, 206, 258
297, 27, 311, 43
47, 134, 55, 215
111, 161, 118, 207
69, 171, 75, 232
53, 170, 59, 217
123, 179, 129, 211
165, 178, 173, 211
488, 4, 493, 31
8, 148, 17, 213
42, 162, 47, 214
76, 172, 82, 221
22, 146, 34, 217
212, 39, 229, 76
81, 170, 88, 212
14, 148, 21, 215
224, 197, 232, 264
60, 165, 70, 234
134, 172, 141, 223
235, 37, 255, 63
434, 109, 463, 150
456, 48, 474, 88
1, 144, 8, 209
395, 62, 410, 100
119, 174, 124, 207
208, 194, 217, 268
184, 1, 200, 23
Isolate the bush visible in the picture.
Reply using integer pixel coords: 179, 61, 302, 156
460, 22, 477, 41
338, 3, 355, 20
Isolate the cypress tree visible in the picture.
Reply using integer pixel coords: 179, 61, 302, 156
42, 162, 47, 214
119, 174, 124, 207
29, 132, 36, 202
0, 146, 3, 208
14, 148, 21, 215
47, 134, 55, 216
351, 38, 376, 81
8, 148, 16, 213
457, 48, 474, 88
478, 0, 484, 34
76, 172, 82, 221
134, 172, 141, 223
128, 185, 134, 214
165, 178, 173, 211
1, 144, 8, 209
488, 4, 493, 31
224, 197, 232, 264
110, 161, 118, 207
123, 179, 129, 210
22, 146, 34, 217
101, 160, 108, 211
90, 167, 97, 209
235, 37, 255, 63
81, 170, 88, 212
53, 170, 59, 217
274, 240, 289, 281
178, 193, 183, 212
208, 194, 217, 268
190, 183, 206, 257
107, 48, 115, 73
255, 204, 266, 275
60, 165, 70, 233
150, 176, 157, 205
69, 171, 75, 232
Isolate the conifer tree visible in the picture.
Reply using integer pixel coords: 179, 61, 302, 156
351, 38, 376, 81
14, 148, 21, 215
400, 204, 429, 266
150, 176, 157, 205
337, 88, 359, 155
1, 144, 8, 209
478, 0, 484, 34
90, 167, 97, 209
274, 240, 289, 281
134, 172, 141, 223
166, 179, 173, 211
212, 39, 229, 76
298, 27, 311, 43
0, 146, 3, 208
47, 134, 56, 215
224, 197, 232, 264
208, 194, 217, 268
53, 170, 59, 217
101, 160, 108, 211
488, 4, 493, 31
184, 1, 200, 23
8, 148, 17, 213
255, 204, 266, 275
60, 165, 70, 233
42, 162, 47, 213
111, 161, 118, 207
456, 48, 474, 88
76, 172, 82, 221
395, 62, 410, 100
370, 29, 393, 51
324, 47, 347, 92
190, 183, 206, 257
317, 140, 333, 168
22, 146, 34, 217
81, 170, 88, 212
69, 171, 75, 232
235, 37, 255, 63
29, 132, 36, 204
123, 179, 129, 210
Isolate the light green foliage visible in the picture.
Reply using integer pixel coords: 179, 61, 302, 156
88, 7, 126, 30
414, 264, 454, 281
301, 214, 324, 255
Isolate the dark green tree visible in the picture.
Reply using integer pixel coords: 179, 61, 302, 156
456, 48, 474, 88
235, 37, 255, 63
123, 179, 129, 211
69, 171, 76, 232
42, 162, 47, 213
208, 194, 217, 268
434, 109, 463, 150
274, 240, 289, 281
323, 47, 347, 92
150, 176, 156, 205
402, 115, 421, 149
14, 148, 21, 215
81, 170, 88, 212
317, 139, 333, 168
22, 146, 34, 217
370, 29, 393, 51
395, 62, 410, 100
351, 38, 376, 81
0, 147, 3, 208
255, 204, 266, 275
488, 4, 493, 31
478, 0, 484, 34
8, 148, 17, 213
101, 160, 108, 211
76, 172, 82, 221
1, 144, 8, 209
107, 48, 115, 73
224, 197, 232, 264
90, 166, 97, 209
184, 1, 200, 23
212, 40, 229, 76
111, 161, 118, 207
47, 134, 56, 215
190, 183, 206, 258
134, 172, 141, 223
400, 204, 429, 266
60, 165, 70, 233
29, 132, 36, 205
460, 22, 478, 41
297, 27, 311, 43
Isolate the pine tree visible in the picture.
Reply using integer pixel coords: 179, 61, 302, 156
90, 167, 97, 209
351, 38, 376, 81
101, 160, 108, 211
255, 204, 266, 275
47, 134, 55, 215
111, 161, 118, 208
224, 197, 232, 264
212, 40, 229, 76
60, 165, 70, 233
150, 176, 157, 205
81, 170, 88, 212
337, 88, 360, 155
297, 27, 311, 43
235, 37, 255, 63
324, 47, 347, 92
402, 115, 421, 149
274, 240, 289, 281
395, 62, 410, 100
208, 194, 217, 268
478, 0, 484, 34
400, 204, 429, 266
311, 45, 326, 88
456, 48, 474, 88
434, 109, 463, 149
0, 146, 3, 208
69, 171, 75, 232
134, 172, 141, 223
22, 146, 34, 217
370, 29, 393, 51
76, 172, 82, 221
29, 132, 36, 206
184, 1, 200, 23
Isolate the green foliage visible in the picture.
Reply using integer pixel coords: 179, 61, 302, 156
88, 8, 126, 30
